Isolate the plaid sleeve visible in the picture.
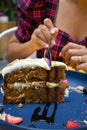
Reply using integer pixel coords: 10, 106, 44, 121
15, 0, 46, 43
15, 0, 57, 43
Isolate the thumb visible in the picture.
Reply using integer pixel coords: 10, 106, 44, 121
44, 18, 54, 30
44, 18, 58, 39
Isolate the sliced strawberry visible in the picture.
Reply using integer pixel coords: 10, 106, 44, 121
62, 79, 69, 87
5, 114, 23, 124
66, 120, 80, 129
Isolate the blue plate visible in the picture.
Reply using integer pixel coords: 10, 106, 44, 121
0, 70, 87, 130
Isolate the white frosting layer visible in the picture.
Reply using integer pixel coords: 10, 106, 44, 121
13, 81, 59, 88
2, 58, 67, 77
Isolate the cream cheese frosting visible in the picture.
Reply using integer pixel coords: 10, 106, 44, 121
2, 58, 67, 77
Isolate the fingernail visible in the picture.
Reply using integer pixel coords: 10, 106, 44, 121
50, 29, 55, 34
45, 44, 49, 48
55, 28, 58, 33
51, 40, 56, 45
59, 52, 62, 56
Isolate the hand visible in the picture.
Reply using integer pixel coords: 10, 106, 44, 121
30, 18, 58, 51
44, 18, 58, 41
60, 42, 87, 71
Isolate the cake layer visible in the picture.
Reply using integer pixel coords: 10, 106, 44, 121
4, 67, 66, 84
2, 81, 66, 103
2, 58, 67, 77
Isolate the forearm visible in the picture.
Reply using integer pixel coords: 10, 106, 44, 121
5, 18, 57, 62
5, 39, 36, 62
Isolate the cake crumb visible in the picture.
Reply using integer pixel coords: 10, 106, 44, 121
76, 86, 84, 92
64, 88, 69, 97
0, 112, 6, 121
83, 120, 87, 125
17, 103, 23, 108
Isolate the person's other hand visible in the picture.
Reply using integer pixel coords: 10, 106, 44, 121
60, 42, 87, 71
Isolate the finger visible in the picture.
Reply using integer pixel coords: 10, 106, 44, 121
71, 56, 81, 63
69, 56, 81, 69
66, 49, 85, 57
63, 49, 74, 65
66, 42, 85, 49
66, 52, 85, 66
44, 18, 58, 39
34, 25, 55, 47
62, 49, 82, 65
31, 33, 49, 49
38, 25, 52, 43
70, 55, 87, 70
60, 42, 85, 57
76, 63, 87, 71
71, 55, 87, 63
34, 26, 50, 43
44, 18, 54, 30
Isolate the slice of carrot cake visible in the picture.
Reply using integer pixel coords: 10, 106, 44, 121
1, 58, 67, 103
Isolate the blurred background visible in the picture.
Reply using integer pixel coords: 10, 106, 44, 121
0, 0, 18, 21
0, 0, 18, 68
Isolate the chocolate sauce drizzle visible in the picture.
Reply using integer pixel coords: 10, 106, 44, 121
31, 103, 58, 124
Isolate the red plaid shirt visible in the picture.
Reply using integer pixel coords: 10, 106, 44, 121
15, 0, 87, 61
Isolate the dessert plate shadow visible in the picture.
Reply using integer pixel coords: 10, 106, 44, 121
0, 70, 87, 130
